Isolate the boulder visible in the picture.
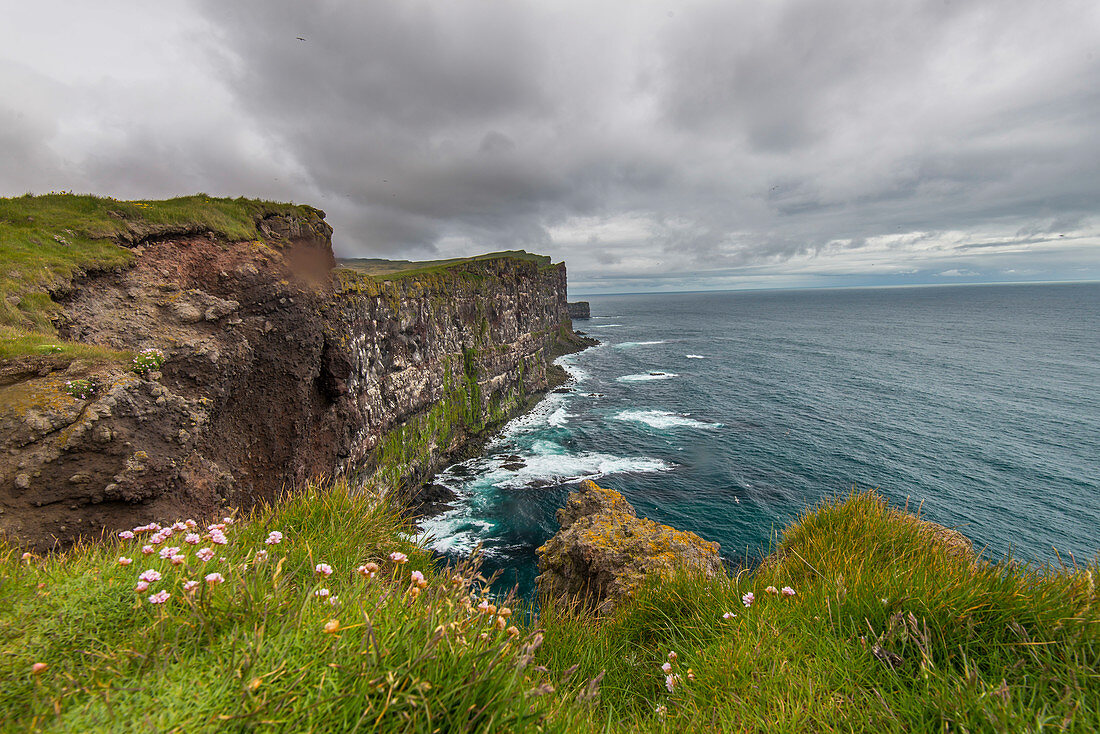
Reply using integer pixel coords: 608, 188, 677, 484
536, 480, 723, 614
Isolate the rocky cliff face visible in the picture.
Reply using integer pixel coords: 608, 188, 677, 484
0, 210, 586, 550
537, 480, 723, 614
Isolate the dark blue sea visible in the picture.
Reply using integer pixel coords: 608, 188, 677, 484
419, 282, 1100, 596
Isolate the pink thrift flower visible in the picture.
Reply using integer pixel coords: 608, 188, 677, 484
357, 564, 377, 578
134, 580, 150, 593
207, 523, 224, 533
665, 674, 680, 692
148, 590, 170, 604
31, 662, 48, 675
222, 516, 234, 525
159, 545, 181, 560
139, 569, 162, 583
389, 551, 408, 564
118, 556, 133, 566
184, 519, 197, 529
21, 552, 32, 561
183, 580, 199, 592
327, 596, 339, 606
161, 527, 174, 538
172, 521, 188, 532
254, 549, 268, 562
315, 588, 330, 599
410, 570, 425, 585
141, 545, 155, 555
477, 599, 491, 613
742, 592, 755, 607
765, 586, 779, 596
265, 531, 283, 545
315, 563, 333, 577
118, 530, 134, 540
210, 531, 228, 546
170, 554, 186, 566
661, 662, 672, 673
205, 572, 224, 585
723, 611, 736, 620
781, 586, 796, 597
668, 651, 677, 661
184, 533, 201, 545
196, 547, 215, 562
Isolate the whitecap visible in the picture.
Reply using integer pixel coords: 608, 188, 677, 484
589, 324, 624, 328
548, 407, 571, 427
613, 409, 722, 430
614, 340, 667, 349
685, 354, 706, 359
477, 439, 672, 490
616, 372, 679, 382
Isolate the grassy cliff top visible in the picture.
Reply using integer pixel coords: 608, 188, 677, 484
339, 250, 555, 280
0, 193, 321, 361
3, 484, 1097, 731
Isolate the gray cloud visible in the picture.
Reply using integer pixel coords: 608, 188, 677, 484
1, 0, 1098, 292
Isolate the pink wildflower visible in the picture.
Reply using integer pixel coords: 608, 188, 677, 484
172, 521, 188, 532
148, 590, 170, 604
222, 516, 234, 525
661, 661, 672, 673
723, 611, 736, 620
207, 523, 224, 532
205, 572, 224, 585
765, 586, 779, 595
134, 580, 150, 593
668, 651, 678, 661
655, 704, 667, 717
209, 530, 228, 546
138, 569, 162, 583
389, 551, 408, 565
170, 554, 186, 566
477, 599, 492, 614
183, 580, 199, 592
665, 674, 681, 692
781, 586, 796, 597
315, 588, 330, 599
742, 592, 755, 607
265, 531, 283, 545
357, 562, 379, 578
21, 552, 32, 561
118, 530, 134, 540
118, 556, 133, 566
158, 545, 181, 560
141, 545, 155, 555
410, 570, 427, 587
327, 596, 339, 606
31, 662, 48, 675
315, 563, 333, 577
196, 547, 215, 562
254, 549, 268, 562
184, 519, 197, 529
184, 533, 201, 545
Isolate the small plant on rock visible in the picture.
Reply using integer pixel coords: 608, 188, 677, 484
64, 378, 96, 400
131, 348, 164, 375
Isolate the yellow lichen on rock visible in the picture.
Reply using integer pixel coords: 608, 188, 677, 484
536, 479, 723, 615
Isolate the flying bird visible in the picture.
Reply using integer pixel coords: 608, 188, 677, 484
296, 37, 306, 41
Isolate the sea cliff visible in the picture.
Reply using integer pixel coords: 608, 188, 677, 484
0, 195, 590, 550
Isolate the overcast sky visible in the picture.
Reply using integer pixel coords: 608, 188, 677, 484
2, 1, 1098, 294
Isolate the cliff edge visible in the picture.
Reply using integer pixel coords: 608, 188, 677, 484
0, 194, 590, 549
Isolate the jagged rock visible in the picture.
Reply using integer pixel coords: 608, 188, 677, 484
567, 301, 590, 319
536, 480, 723, 614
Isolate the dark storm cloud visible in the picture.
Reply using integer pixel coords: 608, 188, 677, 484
2, 0, 1098, 290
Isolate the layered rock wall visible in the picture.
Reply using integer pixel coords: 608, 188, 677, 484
0, 211, 584, 549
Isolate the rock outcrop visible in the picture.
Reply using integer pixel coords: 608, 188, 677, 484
536, 480, 723, 614
567, 301, 590, 319
0, 206, 593, 550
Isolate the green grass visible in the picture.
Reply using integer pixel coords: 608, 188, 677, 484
0, 193, 320, 360
3, 486, 1098, 731
338, 251, 554, 281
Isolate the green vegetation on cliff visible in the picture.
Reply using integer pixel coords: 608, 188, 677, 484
3, 486, 1098, 732
0, 193, 322, 360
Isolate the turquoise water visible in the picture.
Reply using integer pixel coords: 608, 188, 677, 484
419, 282, 1100, 596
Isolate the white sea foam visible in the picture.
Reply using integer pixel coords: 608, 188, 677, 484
613, 409, 722, 430
685, 354, 707, 359
548, 407, 571, 427
616, 372, 679, 382
589, 324, 624, 328
482, 440, 672, 490
614, 340, 667, 349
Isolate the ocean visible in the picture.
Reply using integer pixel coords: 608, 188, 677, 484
418, 282, 1100, 597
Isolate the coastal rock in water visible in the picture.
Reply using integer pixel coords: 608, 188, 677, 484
567, 301, 590, 319
536, 480, 722, 614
